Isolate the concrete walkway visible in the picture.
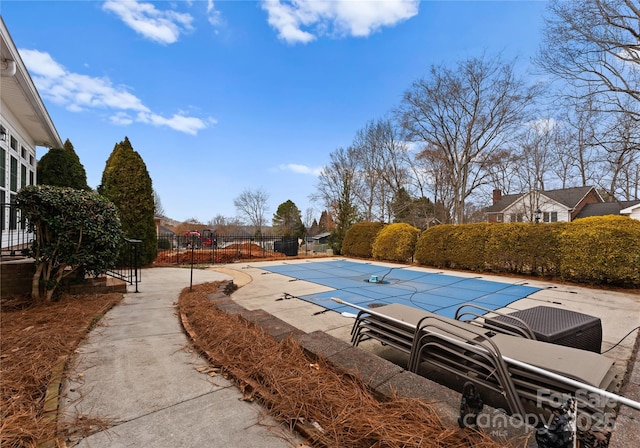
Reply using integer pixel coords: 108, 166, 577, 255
59, 267, 303, 448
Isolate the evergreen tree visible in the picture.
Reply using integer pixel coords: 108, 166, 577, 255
37, 139, 90, 190
308, 218, 320, 236
272, 200, 305, 238
318, 210, 335, 233
98, 137, 157, 265
329, 177, 359, 255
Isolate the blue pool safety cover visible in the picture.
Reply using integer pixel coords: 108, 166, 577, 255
262, 260, 540, 317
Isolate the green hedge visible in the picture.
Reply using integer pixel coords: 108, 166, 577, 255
372, 223, 420, 263
342, 222, 386, 258
414, 224, 454, 267
413, 216, 640, 286
484, 223, 565, 275
559, 216, 640, 285
448, 223, 491, 270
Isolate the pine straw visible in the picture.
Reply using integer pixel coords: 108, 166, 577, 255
179, 282, 529, 448
1, 293, 123, 448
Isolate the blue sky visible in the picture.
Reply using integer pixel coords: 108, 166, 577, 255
2, 0, 548, 224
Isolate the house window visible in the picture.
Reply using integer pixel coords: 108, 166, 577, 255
0, 191, 5, 231
10, 136, 18, 151
10, 156, 18, 192
509, 213, 524, 222
29, 154, 34, 165
497, 214, 503, 222
29, 170, 34, 185
21, 146, 26, 159
9, 193, 17, 230
21, 164, 27, 189
0, 147, 5, 188
543, 212, 558, 223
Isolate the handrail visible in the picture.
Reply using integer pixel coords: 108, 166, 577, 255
105, 237, 141, 292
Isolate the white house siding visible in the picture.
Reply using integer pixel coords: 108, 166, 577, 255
620, 204, 640, 221
503, 194, 571, 223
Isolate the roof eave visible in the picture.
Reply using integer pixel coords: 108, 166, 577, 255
1, 16, 62, 148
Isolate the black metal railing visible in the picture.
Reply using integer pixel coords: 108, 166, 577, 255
106, 238, 142, 292
156, 234, 303, 265
0, 202, 32, 259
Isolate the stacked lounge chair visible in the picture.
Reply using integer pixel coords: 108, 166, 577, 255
349, 302, 619, 424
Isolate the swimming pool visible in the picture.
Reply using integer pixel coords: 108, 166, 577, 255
262, 260, 540, 318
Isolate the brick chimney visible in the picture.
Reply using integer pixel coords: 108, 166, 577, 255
492, 189, 502, 205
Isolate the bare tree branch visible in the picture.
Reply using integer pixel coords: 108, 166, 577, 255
233, 187, 269, 235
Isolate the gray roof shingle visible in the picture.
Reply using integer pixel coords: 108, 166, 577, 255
575, 200, 640, 219
485, 186, 598, 213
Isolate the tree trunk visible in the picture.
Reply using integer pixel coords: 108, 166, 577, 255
31, 262, 44, 302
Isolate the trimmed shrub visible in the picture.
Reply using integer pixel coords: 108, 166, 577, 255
445, 223, 491, 270
417, 222, 565, 275
484, 223, 527, 272
414, 223, 489, 270
342, 222, 386, 258
523, 222, 566, 276
415, 216, 639, 285
372, 223, 420, 263
16, 185, 123, 301
484, 223, 565, 275
414, 225, 455, 268
559, 216, 640, 285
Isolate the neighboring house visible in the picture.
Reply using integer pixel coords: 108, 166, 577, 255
158, 225, 175, 236
154, 216, 176, 237
154, 216, 177, 237
620, 202, 640, 221
1, 17, 63, 250
310, 232, 331, 244
574, 200, 640, 220
485, 186, 603, 223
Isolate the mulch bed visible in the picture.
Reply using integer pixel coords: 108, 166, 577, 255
0, 293, 123, 448
179, 282, 530, 448
155, 242, 287, 264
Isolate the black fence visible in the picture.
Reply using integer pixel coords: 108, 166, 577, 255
0, 202, 32, 259
156, 234, 301, 265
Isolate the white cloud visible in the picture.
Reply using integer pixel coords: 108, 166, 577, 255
136, 111, 208, 135
20, 48, 212, 135
525, 118, 558, 134
404, 140, 424, 154
17, 50, 66, 78
261, 0, 419, 44
102, 0, 193, 44
279, 163, 323, 176
109, 111, 134, 125
206, 0, 223, 27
